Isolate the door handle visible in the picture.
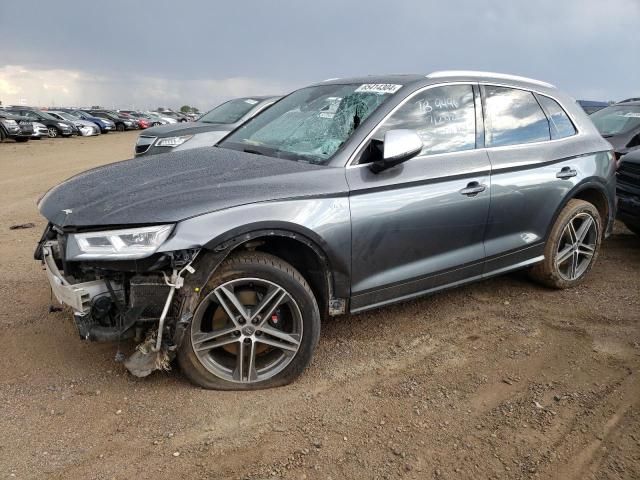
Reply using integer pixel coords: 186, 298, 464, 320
556, 167, 577, 179
459, 181, 486, 196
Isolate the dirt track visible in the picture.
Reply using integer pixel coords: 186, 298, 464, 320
1, 132, 639, 480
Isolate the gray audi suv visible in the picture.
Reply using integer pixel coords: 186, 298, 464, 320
35, 71, 616, 389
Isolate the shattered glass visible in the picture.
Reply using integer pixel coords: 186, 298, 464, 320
220, 84, 399, 164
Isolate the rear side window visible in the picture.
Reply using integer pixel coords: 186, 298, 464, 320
537, 95, 576, 139
373, 84, 477, 156
482, 86, 550, 147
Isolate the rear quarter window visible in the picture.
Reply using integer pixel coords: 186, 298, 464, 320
537, 95, 576, 139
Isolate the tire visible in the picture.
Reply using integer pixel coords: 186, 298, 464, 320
623, 222, 640, 236
47, 127, 59, 138
116, 123, 125, 132
0, 128, 7, 142
15, 137, 29, 142
178, 251, 321, 390
529, 199, 602, 289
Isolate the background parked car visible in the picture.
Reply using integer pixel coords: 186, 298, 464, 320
156, 109, 189, 122
0, 111, 33, 142
7, 108, 75, 138
577, 100, 609, 115
135, 96, 279, 156
590, 101, 640, 164
616, 149, 640, 236
146, 111, 176, 124
31, 121, 48, 139
62, 109, 115, 133
88, 110, 137, 131
620, 97, 640, 103
48, 111, 100, 136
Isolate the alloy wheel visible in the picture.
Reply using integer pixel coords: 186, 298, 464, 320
47, 127, 58, 138
191, 278, 303, 384
555, 212, 598, 281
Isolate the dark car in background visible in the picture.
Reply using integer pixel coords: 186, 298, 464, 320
135, 96, 279, 156
7, 108, 75, 138
88, 110, 137, 131
0, 111, 33, 142
36, 71, 615, 390
616, 150, 640, 236
590, 101, 640, 164
578, 100, 609, 115
62, 109, 115, 133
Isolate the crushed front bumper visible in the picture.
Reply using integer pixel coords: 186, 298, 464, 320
42, 242, 111, 313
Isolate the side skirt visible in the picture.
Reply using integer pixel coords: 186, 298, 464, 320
349, 255, 544, 314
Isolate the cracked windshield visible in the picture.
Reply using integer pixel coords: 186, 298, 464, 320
219, 83, 401, 164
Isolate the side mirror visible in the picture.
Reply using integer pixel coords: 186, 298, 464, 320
370, 129, 423, 173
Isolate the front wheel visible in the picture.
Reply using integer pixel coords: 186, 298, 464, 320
529, 199, 602, 288
116, 123, 125, 132
47, 127, 59, 138
178, 252, 320, 390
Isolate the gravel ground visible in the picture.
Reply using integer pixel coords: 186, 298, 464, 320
1, 132, 639, 480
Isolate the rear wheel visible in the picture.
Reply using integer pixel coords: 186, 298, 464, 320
178, 252, 320, 390
116, 123, 125, 132
47, 127, 59, 138
529, 199, 601, 288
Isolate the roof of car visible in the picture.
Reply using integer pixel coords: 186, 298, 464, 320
315, 71, 557, 92
614, 100, 640, 106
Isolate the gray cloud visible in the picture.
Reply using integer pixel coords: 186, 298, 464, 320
1, 0, 639, 109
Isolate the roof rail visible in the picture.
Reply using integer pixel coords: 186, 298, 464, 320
426, 70, 555, 88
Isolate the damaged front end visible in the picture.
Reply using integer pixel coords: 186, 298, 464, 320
35, 223, 201, 377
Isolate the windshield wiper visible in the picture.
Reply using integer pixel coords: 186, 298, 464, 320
243, 148, 265, 156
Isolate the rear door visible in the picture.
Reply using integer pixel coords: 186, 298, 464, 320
480, 85, 580, 272
347, 83, 492, 311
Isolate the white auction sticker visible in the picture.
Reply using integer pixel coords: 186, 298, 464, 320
354, 84, 402, 95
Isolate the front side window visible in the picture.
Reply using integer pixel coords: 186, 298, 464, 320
371, 84, 476, 157
483, 86, 550, 147
590, 105, 640, 136
537, 95, 576, 139
220, 83, 401, 164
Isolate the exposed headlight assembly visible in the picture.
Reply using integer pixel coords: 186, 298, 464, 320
68, 225, 173, 260
58, 122, 69, 127
155, 135, 193, 147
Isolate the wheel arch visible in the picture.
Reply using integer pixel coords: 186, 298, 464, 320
185, 223, 348, 320
546, 179, 612, 241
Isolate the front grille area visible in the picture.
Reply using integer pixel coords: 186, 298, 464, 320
617, 161, 640, 188
129, 275, 171, 319
135, 136, 156, 154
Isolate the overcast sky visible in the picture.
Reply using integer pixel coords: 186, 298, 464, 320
1, 0, 639, 110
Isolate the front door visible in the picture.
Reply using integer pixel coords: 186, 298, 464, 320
347, 83, 491, 311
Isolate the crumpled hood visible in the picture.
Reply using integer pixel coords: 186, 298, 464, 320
39, 147, 346, 227
143, 121, 232, 138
